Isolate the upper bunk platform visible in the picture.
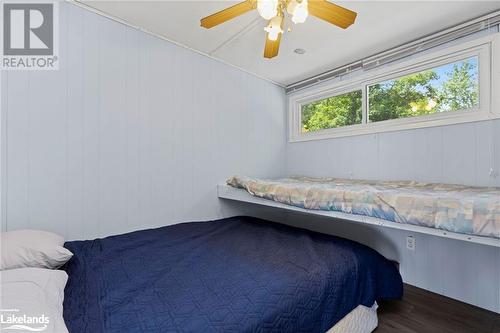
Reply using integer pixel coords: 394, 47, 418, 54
217, 184, 500, 248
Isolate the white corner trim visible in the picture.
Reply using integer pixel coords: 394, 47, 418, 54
66, 0, 286, 88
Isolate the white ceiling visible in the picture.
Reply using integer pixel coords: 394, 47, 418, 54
82, 1, 500, 86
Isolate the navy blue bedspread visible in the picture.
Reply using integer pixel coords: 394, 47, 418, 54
63, 216, 402, 333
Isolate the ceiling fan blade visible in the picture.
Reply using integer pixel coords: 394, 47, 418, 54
201, 1, 255, 29
308, 0, 357, 29
264, 33, 282, 59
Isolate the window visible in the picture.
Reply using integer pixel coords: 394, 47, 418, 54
301, 90, 362, 132
368, 57, 479, 123
289, 34, 497, 142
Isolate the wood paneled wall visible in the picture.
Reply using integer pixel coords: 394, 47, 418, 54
285, 121, 500, 313
0, 2, 286, 240
1, 0, 498, 315
287, 121, 500, 187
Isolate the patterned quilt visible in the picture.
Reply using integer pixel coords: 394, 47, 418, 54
227, 176, 500, 239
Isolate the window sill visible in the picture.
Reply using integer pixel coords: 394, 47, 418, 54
289, 111, 500, 142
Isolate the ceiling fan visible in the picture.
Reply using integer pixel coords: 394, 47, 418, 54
200, 0, 357, 59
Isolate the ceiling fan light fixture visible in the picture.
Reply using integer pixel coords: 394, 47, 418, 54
200, 0, 357, 59
257, 0, 279, 20
264, 15, 284, 41
288, 0, 308, 24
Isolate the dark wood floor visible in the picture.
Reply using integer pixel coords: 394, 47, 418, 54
376, 284, 500, 333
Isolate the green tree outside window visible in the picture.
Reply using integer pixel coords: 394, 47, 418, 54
301, 57, 479, 132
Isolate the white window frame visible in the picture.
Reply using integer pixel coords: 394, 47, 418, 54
289, 33, 500, 142
298, 86, 365, 133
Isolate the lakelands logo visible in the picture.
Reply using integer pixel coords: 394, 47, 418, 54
1, 1, 59, 70
0, 309, 49, 331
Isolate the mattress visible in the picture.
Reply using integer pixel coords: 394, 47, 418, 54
62, 216, 402, 332
327, 303, 378, 333
227, 175, 500, 239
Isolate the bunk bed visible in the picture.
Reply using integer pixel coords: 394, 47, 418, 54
219, 176, 500, 247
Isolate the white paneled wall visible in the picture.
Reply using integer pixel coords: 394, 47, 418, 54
0, 2, 286, 240
287, 120, 500, 187
285, 120, 500, 313
1, 0, 499, 315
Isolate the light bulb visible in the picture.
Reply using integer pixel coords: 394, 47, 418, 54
264, 15, 283, 41
286, 0, 297, 15
257, 0, 279, 20
287, 0, 308, 24
292, 1, 308, 23
268, 30, 280, 41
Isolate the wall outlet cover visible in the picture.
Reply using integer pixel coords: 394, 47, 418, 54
406, 235, 416, 250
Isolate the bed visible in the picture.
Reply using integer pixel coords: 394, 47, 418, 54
227, 176, 500, 240
62, 216, 402, 333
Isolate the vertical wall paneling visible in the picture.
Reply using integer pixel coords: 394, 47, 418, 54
124, 28, 141, 233
442, 123, 476, 185
98, 16, 129, 237
81, 8, 101, 240
285, 119, 500, 313
5, 71, 29, 231
2, 0, 499, 315
1, 2, 286, 240
0, 71, 6, 232
66, 4, 84, 239
285, 27, 500, 312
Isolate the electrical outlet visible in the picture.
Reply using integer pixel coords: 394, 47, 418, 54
406, 236, 416, 251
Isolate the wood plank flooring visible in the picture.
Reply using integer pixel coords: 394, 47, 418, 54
376, 284, 500, 333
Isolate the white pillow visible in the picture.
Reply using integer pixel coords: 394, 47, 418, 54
1, 230, 73, 270
0, 268, 69, 333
